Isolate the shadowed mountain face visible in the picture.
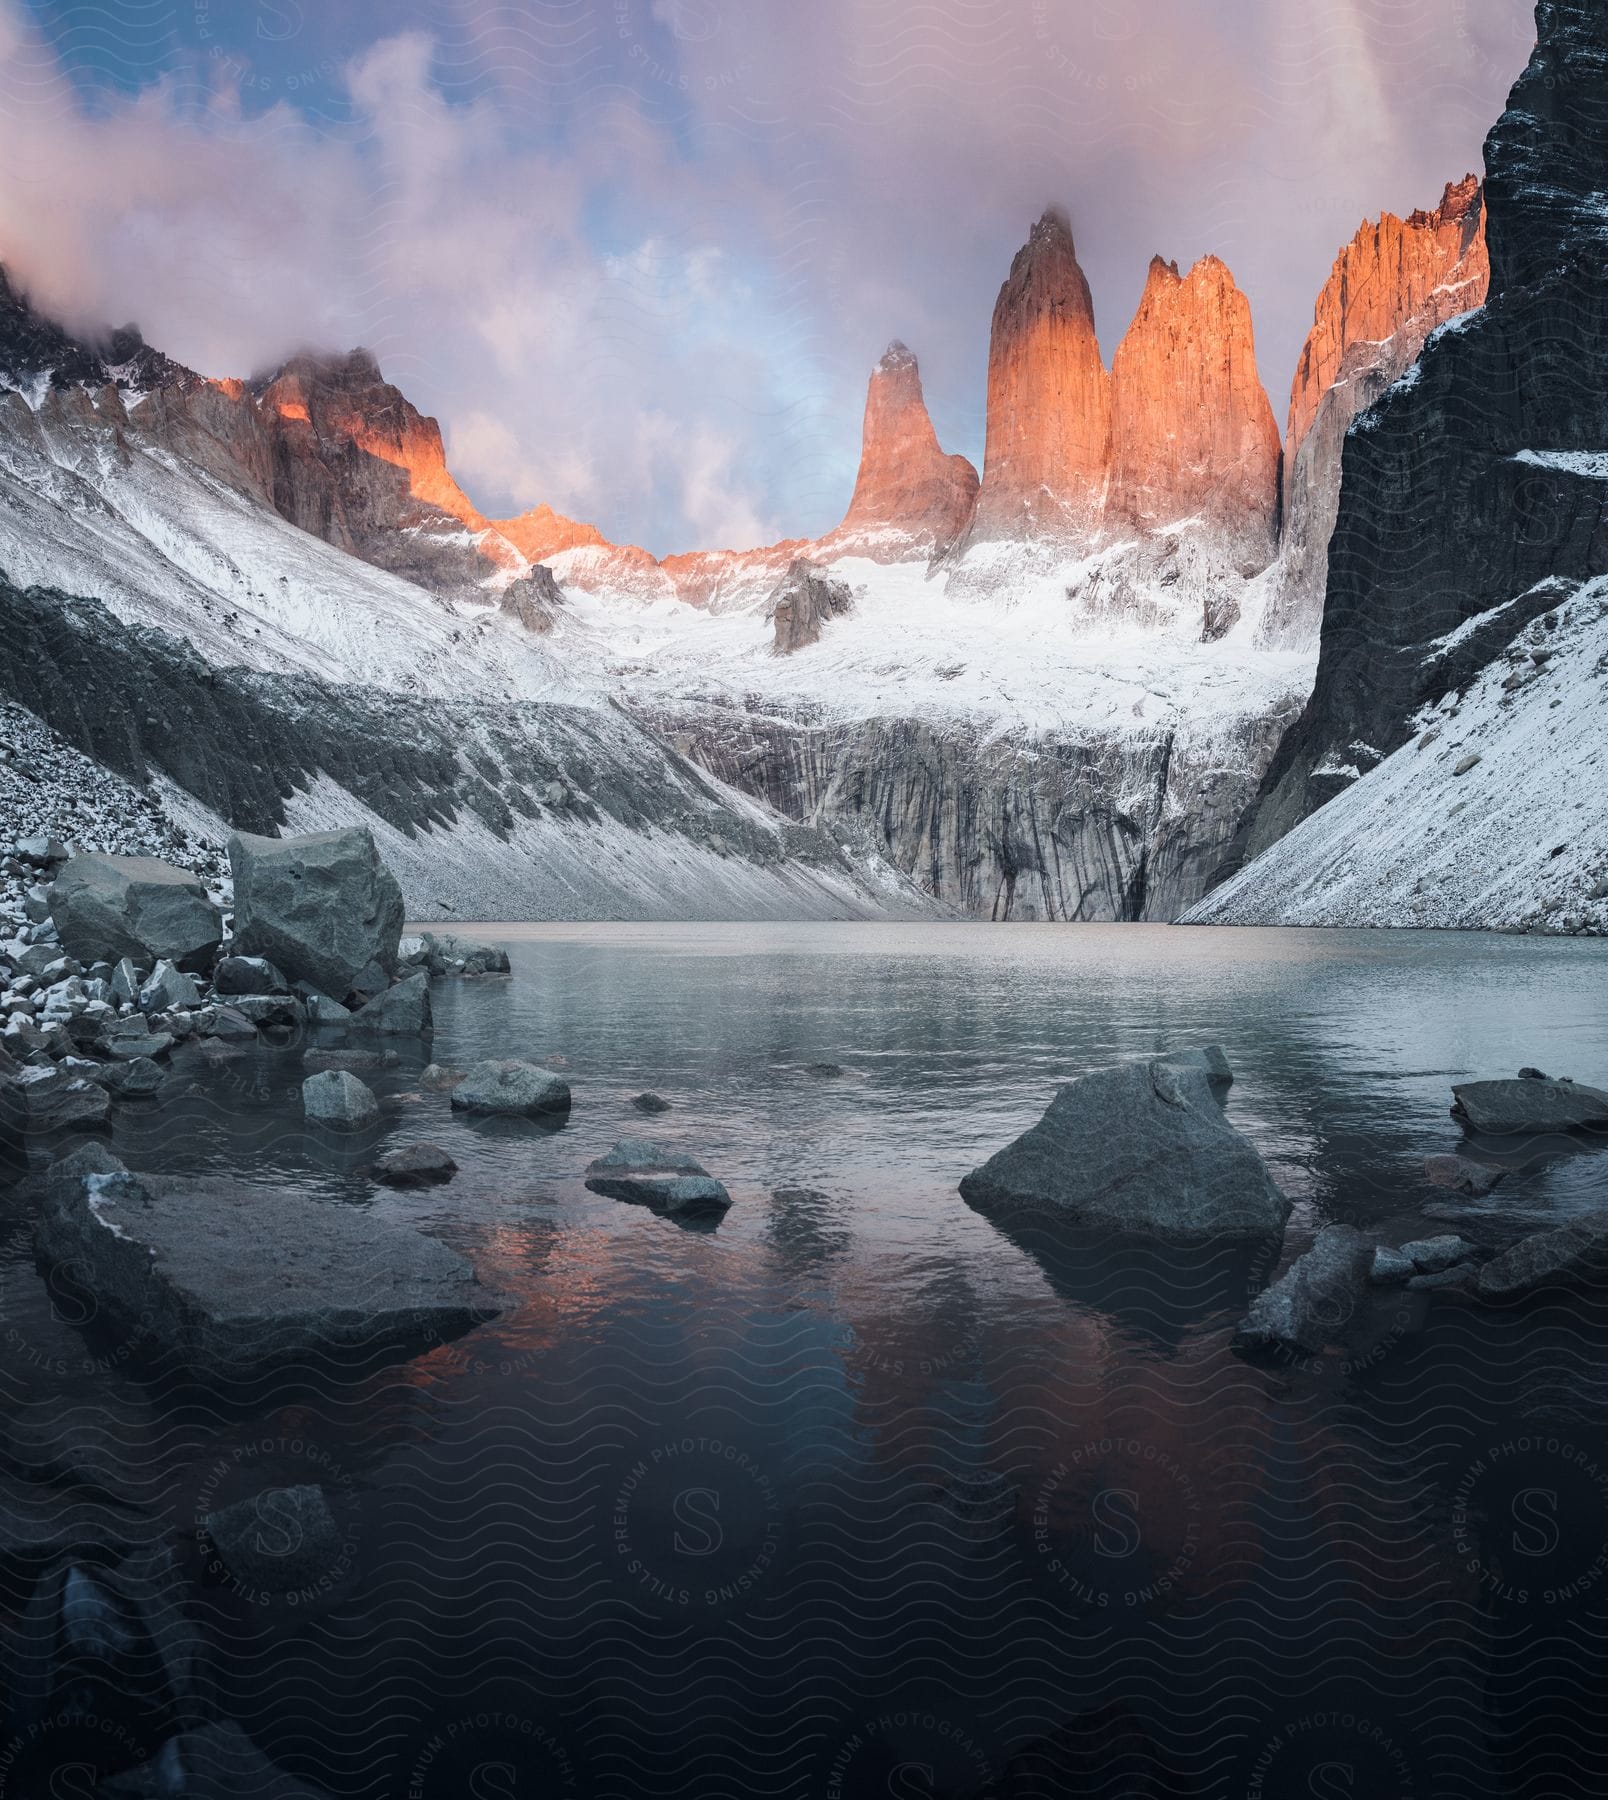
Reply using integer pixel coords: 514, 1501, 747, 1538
1229, 0, 1608, 869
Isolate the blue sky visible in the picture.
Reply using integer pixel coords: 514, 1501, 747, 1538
2, 0, 1536, 554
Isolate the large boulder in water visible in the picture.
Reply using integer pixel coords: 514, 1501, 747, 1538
450, 1059, 571, 1118
1476, 1217, 1608, 1300
585, 1140, 732, 1218
34, 1168, 497, 1380
229, 827, 404, 1000
959, 1058, 1288, 1243
1451, 1073, 1608, 1134
47, 852, 221, 972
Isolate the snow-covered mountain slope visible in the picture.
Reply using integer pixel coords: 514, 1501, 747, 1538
1185, 577, 1608, 930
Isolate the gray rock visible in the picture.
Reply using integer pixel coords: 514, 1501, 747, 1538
421, 1062, 466, 1090
1424, 1153, 1507, 1195
109, 956, 142, 1004
1476, 1217, 1608, 1300
96, 1055, 166, 1099
350, 972, 432, 1036
302, 1069, 380, 1129
1451, 1075, 1608, 1134
225, 993, 306, 1030
769, 559, 853, 654
101, 1028, 174, 1062
631, 1092, 673, 1113
17, 942, 75, 978
201, 1483, 344, 1595
585, 1140, 733, 1217
418, 930, 510, 975
229, 826, 404, 999
1400, 1233, 1476, 1274
373, 1142, 458, 1186
0, 1064, 111, 1133
1370, 1244, 1416, 1285
214, 954, 288, 995
959, 1059, 1288, 1242
101, 1721, 333, 1799
34, 1168, 498, 1378
450, 1059, 571, 1117
137, 958, 201, 1015
48, 851, 221, 971
296, 985, 352, 1025
196, 1003, 258, 1041
16, 833, 69, 866
1232, 1225, 1374, 1357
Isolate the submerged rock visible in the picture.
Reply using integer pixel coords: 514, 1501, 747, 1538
33, 1169, 497, 1379
47, 851, 221, 972
102, 1722, 332, 1799
585, 1140, 733, 1218
304, 1048, 397, 1075
1232, 1225, 1374, 1357
959, 1057, 1286, 1242
373, 1142, 458, 1186
201, 1484, 344, 1594
1451, 1074, 1608, 1134
302, 1069, 380, 1129
421, 1062, 467, 1091
1153, 1044, 1234, 1083
630, 1091, 672, 1113
351, 972, 432, 1036
1424, 1153, 1507, 1195
1476, 1217, 1608, 1300
229, 826, 404, 1000
450, 1059, 571, 1118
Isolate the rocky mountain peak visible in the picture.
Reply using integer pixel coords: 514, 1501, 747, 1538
493, 501, 609, 565
1483, 0, 1608, 295
1107, 253, 1281, 572
968, 205, 1110, 544
827, 339, 978, 561
1284, 174, 1488, 460
0, 263, 194, 393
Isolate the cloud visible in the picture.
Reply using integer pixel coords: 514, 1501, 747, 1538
0, 0, 1536, 554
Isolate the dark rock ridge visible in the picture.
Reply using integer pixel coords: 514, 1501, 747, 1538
1224, 0, 1608, 867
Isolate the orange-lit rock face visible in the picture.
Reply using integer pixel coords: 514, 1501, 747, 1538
971, 206, 1111, 543
1108, 255, 1282, 572
1285, 175, 1488, 460
828, 341, 979, 560
492, 501, 608, 565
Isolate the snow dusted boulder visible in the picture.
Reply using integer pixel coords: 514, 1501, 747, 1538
769, 560, 854, 654
1451, 1073, 1608, 1134
229, 827, 404, 1001
450, 1059, 570, 1118
584, 1140, 733, 1218
34, 1169, 498, 1379
48, 852, 221, 973
959, 1058, 1288, 1242
302, 1069, 380, 1129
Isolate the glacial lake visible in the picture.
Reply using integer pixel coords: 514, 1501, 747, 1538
7, 921, 1608, 1798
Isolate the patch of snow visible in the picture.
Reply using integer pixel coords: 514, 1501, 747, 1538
1512, 449, 1608, 479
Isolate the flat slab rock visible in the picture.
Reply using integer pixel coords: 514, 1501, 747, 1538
585, 1140, 732, 1217
373, 1142, 458, 1186
34, 1167, 497, 1380
1452, 1075, 1608, 1134
959, 1055, 1287, 1243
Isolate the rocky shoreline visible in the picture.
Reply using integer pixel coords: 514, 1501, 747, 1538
3, 823, 1607, 1792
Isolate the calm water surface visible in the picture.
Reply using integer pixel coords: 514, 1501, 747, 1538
8, 923, 1608, 1798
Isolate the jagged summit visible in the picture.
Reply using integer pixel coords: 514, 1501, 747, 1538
827, 339, 978, 561
0, 261, 194, 393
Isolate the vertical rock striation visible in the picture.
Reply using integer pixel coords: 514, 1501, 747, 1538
967, 207, 1111, 545
824, 342, 978, 560
1226, 0, 1608, 867
1108, 255, 1282, 573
